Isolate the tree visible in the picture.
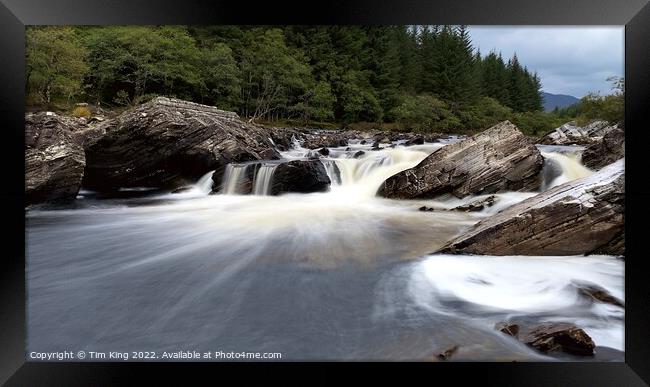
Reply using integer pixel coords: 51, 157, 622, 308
26, 26, 88, 104
198, 43, 240, 110
80, 26, 202, 105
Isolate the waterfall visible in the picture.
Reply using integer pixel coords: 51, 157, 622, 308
540, 151, 593, 190
252, 164, 279, 195
326, 148, 431, 198
221, 164, 251, 195
195, 170, 215, 194
321, 160, 341, 185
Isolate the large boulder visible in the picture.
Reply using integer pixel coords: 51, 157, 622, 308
268, 160, 331, 195
25, 113, 87, 205
379, 121, 543, 199
539, 120, 617, 146
582, 127, 625, 170
83, 97, 280, 191
441, 159, 624, 255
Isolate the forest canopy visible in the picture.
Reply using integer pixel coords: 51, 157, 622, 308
25, 25, 623, 135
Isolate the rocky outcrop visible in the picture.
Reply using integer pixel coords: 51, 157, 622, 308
83, 97, 280, 191
269, 160, 331, 195
25, 112, 87, 205
379, 121, 543, 199
582, 127, 625, 170
441, 159, 624, 255
539, 120, 618, 146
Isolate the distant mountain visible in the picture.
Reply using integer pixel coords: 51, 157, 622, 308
542, 92, 580, 112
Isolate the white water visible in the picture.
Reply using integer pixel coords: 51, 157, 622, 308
406, 254, 624, 351
252, 164, 279, 195
541, 151, 593, 190
221, 164, 251, 194
26, 137, 624, 361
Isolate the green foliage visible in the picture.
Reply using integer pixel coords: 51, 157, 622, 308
391, 94, 459, 132
27, 25, 565, 132
26, 26, 88, 104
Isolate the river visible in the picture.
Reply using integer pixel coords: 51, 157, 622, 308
26, 138, 624, 361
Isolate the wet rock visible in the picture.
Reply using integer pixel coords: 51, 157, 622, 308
25, 112, 87, 205
451, 195, 497, 212
495, 322, 520, 337
318, 147, 330, 156
582, 127, 625, 170
441, 159, 624, 255
269, 160, 331, 195
404, 136, 424, 146
379, 121, 543, 199
571, 281, 624, 307
360, 139, 367, 145
83, 97, 279, 191
371, 141, 381, 150
436, 345, 459, 361
418, 206, 435, 212
353, 150, 366, 159
519, 323, 595, 356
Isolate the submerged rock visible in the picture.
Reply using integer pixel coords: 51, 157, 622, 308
520, 323, 595, 356
379, 121, 543, 199
571, 281, 624, 307
83, 97, 279, 191
451, 195, 497, 212
436, 345, 459, 361
441, 159, 624, 255
25, 113, 86, 205
269, 160, 331, 195
318, 147, 330, 156
582, 127, 625, 170
495, 322, 520, 337
495, 321, 596, 356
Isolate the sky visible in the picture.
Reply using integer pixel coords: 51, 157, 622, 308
468, 26, 624, 98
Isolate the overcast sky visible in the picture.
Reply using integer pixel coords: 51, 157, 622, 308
468, 26, 623, 98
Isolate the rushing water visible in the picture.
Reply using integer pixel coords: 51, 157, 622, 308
26, 138, 623, 361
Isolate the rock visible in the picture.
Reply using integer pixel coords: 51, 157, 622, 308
571, 281, 624, 307
379, 121, 543, 199
318, 147, 330, 156
353, 150, 366, 158
495, 322, 520, 337
360, 139, 367, 145
269, 160, 331, 195
25, 113, 86, 205
436, 345, 459, 361
404, 136, 424, 146
371, 141, 381, 150
83, 97, 279, 191
582, 127, 625, 170
540, 120, 617, 146
519, 323, 595, 356
418, 206, 435, 212
451, 195, 497, 212
441, 159, 624, 255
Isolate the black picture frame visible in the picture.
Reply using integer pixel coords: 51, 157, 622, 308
1, 0, 649, 385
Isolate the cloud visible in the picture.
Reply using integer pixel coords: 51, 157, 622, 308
469, 26, 624, 97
